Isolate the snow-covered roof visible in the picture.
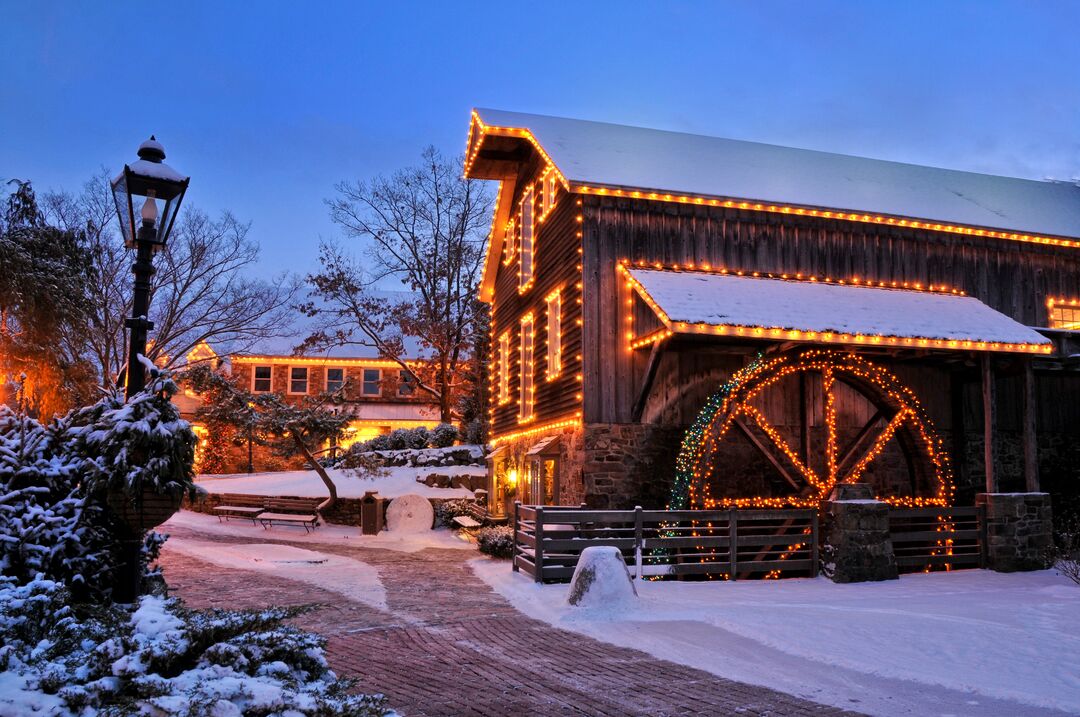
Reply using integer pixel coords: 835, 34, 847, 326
626, 267, 1053, 353
474, 109, 1080, 240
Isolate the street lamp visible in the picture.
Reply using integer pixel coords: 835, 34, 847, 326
111, 136, 189, 398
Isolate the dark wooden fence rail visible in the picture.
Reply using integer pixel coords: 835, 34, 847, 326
888, 505, 985, 573
512, 503, 818, 583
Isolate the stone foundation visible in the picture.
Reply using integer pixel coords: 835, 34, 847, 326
826, 484, 898, 583
976, 492, 1053, 572
565, 423, 681, 509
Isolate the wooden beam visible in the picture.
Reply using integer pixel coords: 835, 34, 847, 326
799, 371, 811, 467
950, 371, 968, 491
835, 409, 886, 477
733, 416, 802, 490
1022, 359, 1039, 492
631, 339, 665, 422
981, 354, 997, 493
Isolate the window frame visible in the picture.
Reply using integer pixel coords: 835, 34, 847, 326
252, 365, 273, 393
497, 331, 511, 405
541, 169, 557, 218
519, 187, 534, 292
288, 366, 309, 395
398, 369, 416, 396
325, 367, 345, 394
545, 289, 562, 381
519, 313, 535, 422
502, 218, 516, 266
361, 368, 382, 397
1047, 297, 1080, 330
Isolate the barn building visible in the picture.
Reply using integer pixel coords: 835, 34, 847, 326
465, 109, 1080, 520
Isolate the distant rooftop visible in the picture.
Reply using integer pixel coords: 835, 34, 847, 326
470, 108, 1080, 240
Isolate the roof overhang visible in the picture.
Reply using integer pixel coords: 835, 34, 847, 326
621, 264, 1054, 355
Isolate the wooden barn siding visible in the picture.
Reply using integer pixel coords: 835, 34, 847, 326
489, 188, 583, 438
582, 195, 1080, 426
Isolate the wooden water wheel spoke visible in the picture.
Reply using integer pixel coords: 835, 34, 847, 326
822, 366, 839, 487
835, 408, 888, 476
841, 409, 911, 484
738, 404, 820, 490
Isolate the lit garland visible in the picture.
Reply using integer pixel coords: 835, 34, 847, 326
518, 313, 536, 423
670, 349, 954, 512
497, 331, 511, 405
618, 261, 1053, 355
490, 413, 582, 446
545, 288, 562, 380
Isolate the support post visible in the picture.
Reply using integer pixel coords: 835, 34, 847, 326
633, 506, 643, 580
981, 354, 997, 493
728, 508, 738, 580
799, 371, 811, 466
512, 501, 520, 572
950, 371, 968, 489
534, 506, 545, 584
1022, 359, 1039, 492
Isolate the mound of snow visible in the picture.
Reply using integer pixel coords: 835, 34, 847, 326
385, 494, 434, 533
567, 546, 637, 609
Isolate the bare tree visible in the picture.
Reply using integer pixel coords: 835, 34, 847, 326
43, 172, 301, 387
303, 147, 493, 423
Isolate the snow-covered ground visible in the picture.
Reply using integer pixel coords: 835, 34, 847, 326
472, 561, 1080, 717
195, 464, 485, 499
161, 509, 474, 553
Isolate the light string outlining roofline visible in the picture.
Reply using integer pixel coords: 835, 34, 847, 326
617, 262, 1054, 355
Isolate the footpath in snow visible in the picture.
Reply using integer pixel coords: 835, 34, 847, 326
473, 561, 1080, 717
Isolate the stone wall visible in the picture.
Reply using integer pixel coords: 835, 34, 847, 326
825, 484, 898, 583
563, 423, 681, 509
976, 492, 1053, 572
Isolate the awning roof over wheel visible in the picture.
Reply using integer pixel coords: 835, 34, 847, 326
623, 266, 1053, 354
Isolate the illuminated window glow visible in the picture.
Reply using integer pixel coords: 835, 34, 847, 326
1047, 297, 1080, 330
520, 187, 535, 292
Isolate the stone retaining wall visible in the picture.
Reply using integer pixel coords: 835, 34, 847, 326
185, 492, 465, 528
976, 492, 1053, 572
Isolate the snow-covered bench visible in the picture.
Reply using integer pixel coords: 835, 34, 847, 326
258, 498, 322, 533
213, 495, 266, 524
452, 501, 492, 533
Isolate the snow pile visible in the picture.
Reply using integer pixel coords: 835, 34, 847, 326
196, 465, 484, 499
474, 562, 1080, 716
385, 494, 434, 533
566, 546, 637, 609
0, 577, 391, 717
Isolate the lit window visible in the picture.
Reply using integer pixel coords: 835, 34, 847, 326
362, 368, 382, 396
1048, 298, 1080, 330
252, 365, 272, 393
542, 170, 557, 217
519, 314, 535, 421
398, 369, 415, 396
289, 367, 308, 395
498, 331, 511, 405
503, 219, 516, 265
546, 290, 562, 380
519, 188, 534, 291
326, 367, 345, 394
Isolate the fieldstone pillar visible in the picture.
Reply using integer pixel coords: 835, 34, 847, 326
976, 493, 1053, 572
826, 484, 898, 583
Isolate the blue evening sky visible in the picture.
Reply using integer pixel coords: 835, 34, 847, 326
2, 1, 1078, 279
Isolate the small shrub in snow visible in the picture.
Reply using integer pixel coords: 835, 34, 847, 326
476, 526, 515, 559
0, 577, 390, 716
428, 423, 458, 448
434, 498, 477, 529
1050, 514, 1080, 586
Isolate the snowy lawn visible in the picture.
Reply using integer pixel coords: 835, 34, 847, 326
473, 562, 1080, 717
195, 465, 484, 499
162, 509, 475, 553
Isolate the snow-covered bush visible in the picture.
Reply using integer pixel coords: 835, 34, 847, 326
1051, 514, 1080, 586
428, 423, 457, 448
433, 498, 477, 529
0, 577, 390, 716
476, 526, 515, 559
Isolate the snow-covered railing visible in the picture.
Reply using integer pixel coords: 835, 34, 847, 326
512, 503, 818, 582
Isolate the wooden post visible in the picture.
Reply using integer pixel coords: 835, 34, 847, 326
534, 506, 545, 584
800, 371, 812, 466
1022, 359, 1040, 492
512, 501, 520, 572
634, 506, 643, 580
728, 508, 738, 580
950, 372, 968, 491
810, 510, 820, 578
981, 355, 997, 493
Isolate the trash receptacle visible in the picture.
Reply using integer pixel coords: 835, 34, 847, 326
360, 491, 384, 535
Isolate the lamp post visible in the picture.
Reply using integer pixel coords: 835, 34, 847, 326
111, 136, 189, 397
109, 137, 189, 602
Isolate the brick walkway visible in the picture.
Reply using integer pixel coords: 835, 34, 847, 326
158, 522, 863, 717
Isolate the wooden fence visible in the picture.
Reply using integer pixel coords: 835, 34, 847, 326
888, 505, 985, 573
512, 503, 818, 583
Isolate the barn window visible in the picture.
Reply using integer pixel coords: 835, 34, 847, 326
1047, 297, 1080, 330
519, 314, 535, 421
519, 188, 534, 292
288, 367, 308, 395
545, 289, 562, 380
498, 331, 511, 405
252, 365, 272, 393
541, 168, 558, 217
502, 218, 516, 265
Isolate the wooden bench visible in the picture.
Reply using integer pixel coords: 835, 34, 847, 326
258, 498, 322, 533
452, 501, 492, 534
213, 495, 266, 524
